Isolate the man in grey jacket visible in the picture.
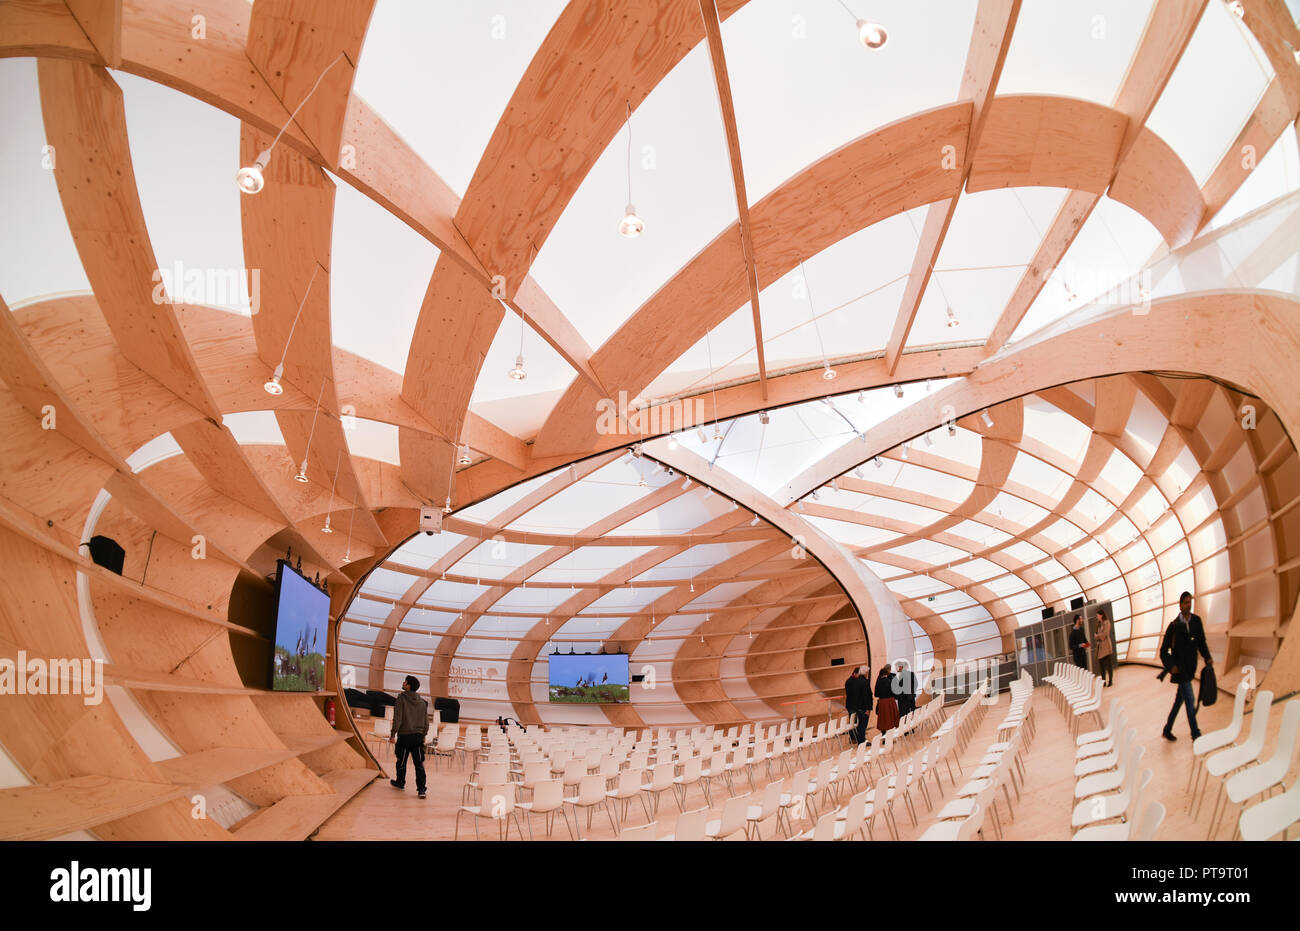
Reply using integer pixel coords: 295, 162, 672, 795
389, 675, 429, 799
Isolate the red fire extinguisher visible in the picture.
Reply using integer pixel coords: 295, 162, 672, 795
325, 697, 336, 726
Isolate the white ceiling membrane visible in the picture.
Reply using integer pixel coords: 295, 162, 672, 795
0, 60, 91, 304
353, 0, 570, 198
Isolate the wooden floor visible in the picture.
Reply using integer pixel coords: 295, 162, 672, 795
314, 666, 1295, 841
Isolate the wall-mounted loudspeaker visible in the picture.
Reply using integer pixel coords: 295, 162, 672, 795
86, 535, 125, 575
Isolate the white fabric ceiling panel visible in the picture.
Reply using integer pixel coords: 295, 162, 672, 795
454, 539, 555, 579
998, 0, 1155, 105
530, 43, 737, 350
722, 0, 978, 203
1147, 1, 1273, 186
354, 0, 569, 197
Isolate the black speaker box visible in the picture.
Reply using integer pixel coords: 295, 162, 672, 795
434, 696, 460, 723
86, 535, 125, 575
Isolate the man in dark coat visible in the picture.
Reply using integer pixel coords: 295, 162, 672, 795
1068, 615, 1090, 668
1159, 592, 1212, 741
844, 667, 872, 743
895, 661, 917, 718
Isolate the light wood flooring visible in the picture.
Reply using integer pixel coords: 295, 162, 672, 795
314, 666, 1296, 841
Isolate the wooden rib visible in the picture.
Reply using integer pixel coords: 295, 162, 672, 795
244, 0, 373, 166
0, 775, 186, 841
982, 0, 1207, 355
698, 0, 767, 398
1240, 0, 1300, 115
36, 58, 223, 421
0, 292, 127, 471
170, 419, 292, 525
64, 0, 121, 67
535, 96, 1201, 459
455, 0, 744, 293
463, 412, 528, 474
1198, 78, 1297, 231
883, 0, 1021, 373
401, 256, 504, 446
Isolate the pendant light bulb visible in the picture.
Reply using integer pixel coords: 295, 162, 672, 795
945, 306, 960, 328
293, 458, 309, 483
857, 20, 888, 48
508, 354, 527, 381
321, 514, 333, 534
442, 496, 453, 515
619, 204, 644, 238
458, 444, 472, 466
236, 149, 270, 195
822, 361, 837, 381
263, 362, 285, 395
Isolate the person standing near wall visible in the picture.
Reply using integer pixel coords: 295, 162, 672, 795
1068, 615, 1091, 669
389, 675, 429, 799
1094, 608, 1115, 687
844, 667, 871, 743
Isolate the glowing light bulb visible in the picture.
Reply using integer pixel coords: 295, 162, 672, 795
619, 204, 644, 238
236, 149, 270, 195
263, 362, 285, 396
857, 20, 888, 48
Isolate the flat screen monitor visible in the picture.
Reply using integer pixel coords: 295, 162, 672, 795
271, 560, 330, 692
548, 653, 630, 703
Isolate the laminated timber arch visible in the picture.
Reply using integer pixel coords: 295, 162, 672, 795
779, 289, 1300, 695
2, 0, 1299, 840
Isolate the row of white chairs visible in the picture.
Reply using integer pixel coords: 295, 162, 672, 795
1183, 685, 1300, 841
1057, 697, 1161, 840
919, 678, 1025, 840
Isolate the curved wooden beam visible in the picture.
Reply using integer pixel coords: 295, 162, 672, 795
533, 95, 1203, 459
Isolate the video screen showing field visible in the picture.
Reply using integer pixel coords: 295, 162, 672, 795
272, 566, 329, 692
548, 653, 630, 703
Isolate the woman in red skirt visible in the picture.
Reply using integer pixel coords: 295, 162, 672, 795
874, 664, 899, 732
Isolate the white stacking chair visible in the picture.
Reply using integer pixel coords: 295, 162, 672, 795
516, 779, 569, 840
795, 810, 839, 841
1076, 697, 1123, 747
639, 763, 675, 820
455, 783, 525, 841
776, 769, 812, 837
919, 800, 984, 841
704, 792, 752, 840
462, 760, 509, 806
1236, 776, 1300, 841
1076, 707, 1128, 762
1072, 766, 1151, 831
1187, 682, 1251, 802
605, 769, 643, 833
1073, 728, 1138, 797
563, 773, 615, 839
744, 780, 783, 840
661, 807, 709, 841
1074, 799, 1165, 842
1076, 740, 1145, 803
1195, 690, 1275, 820
833, 790, 869, 841
1069, 678, 1105, 737
1208, 698, 1300, 840
672, 756, 707, 810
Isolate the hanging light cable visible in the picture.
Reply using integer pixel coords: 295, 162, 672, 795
903, 209, 959, 327
294, 378, 327, 483
264, 264, 320, 395
343, 505, 355, 562
799, 260, 835, 380
322, 449, 341, 532
619, 100, 644, 237
441, 444, 455, 513
237, 52, 346, 194
704, 327, 724, 441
